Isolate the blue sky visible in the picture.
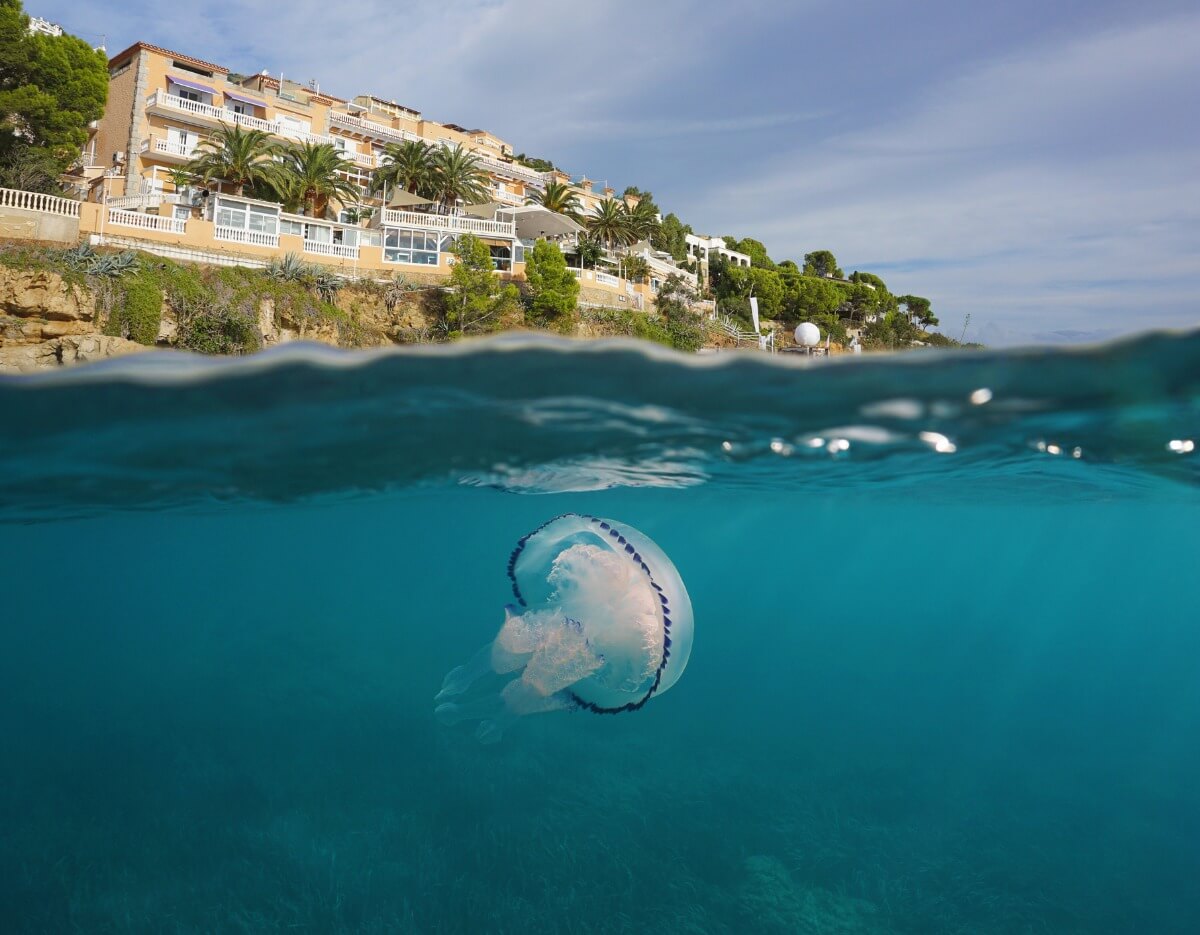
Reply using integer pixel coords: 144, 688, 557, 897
37, 0, 1200, 345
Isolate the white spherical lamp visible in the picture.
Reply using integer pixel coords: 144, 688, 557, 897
794, 322, 821, 347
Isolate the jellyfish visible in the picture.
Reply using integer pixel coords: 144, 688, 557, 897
434, 514, 693, 744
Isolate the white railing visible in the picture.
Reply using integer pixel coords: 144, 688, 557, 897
343, 150, 375, 168
595, 271, 620, 287
147, 90, 275, 133
380, 208, 514, 237
473, 152, 549, 186
303, 239, 359, 260
284, 128, 336, 146
107, 207, 186, 234
493, 189, 524, 206
329, 110, 422, 144
106, 193, 162, 210
150, 138, 198, 159
147, 90, 337, 146
0, 187, 81, 217
215, 225, 279, 248
569, 268, 582, 278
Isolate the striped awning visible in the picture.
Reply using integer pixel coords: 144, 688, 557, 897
167, 75, 217, 95
224, 89, 267, 108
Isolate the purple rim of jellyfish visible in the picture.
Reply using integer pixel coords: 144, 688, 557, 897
505, 512, 671, 716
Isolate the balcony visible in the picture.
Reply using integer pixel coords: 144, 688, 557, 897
330, 110, 422, 145
146, 90, 274, 133
471, 152, 549, 187
106, 193, 162, 210
107, 207, 186, 234
344, 150, 375, 169
303, 239, 359, 260
380, 208, 514, 238
492, 189, 525, 206
214, 225, 279, 248
141, 136, 199, 163
146, 90, 336, 146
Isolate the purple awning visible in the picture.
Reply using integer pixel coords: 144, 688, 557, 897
167, 75, 217, 95
223, 90, 267, 109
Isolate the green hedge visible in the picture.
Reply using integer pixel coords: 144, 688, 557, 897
106, 272, 163, 345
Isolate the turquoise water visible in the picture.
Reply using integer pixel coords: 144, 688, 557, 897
1, 334, 1198, 933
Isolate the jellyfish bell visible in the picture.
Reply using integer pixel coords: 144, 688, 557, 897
435, 514, 693, 743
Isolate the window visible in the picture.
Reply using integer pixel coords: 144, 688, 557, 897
215, 198, 278, 235
247, 204, 278, 235
215, 203, 246, 229
175, 88, 203, 103
173, 206, 191, 221
172, 61, 214, 78
304, 223, 332, 244
489, 245, 512, 272
384, 229, 439, 265
279, 218, 304, 236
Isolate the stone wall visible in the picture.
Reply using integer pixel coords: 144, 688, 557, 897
0, 207, 81, 244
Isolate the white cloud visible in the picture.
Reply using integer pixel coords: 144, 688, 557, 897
691, 13, 1200, 344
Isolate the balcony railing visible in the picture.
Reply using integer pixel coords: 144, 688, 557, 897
345, 150, 375, 168
472, 152, 549, 186
329, 110, 422, 145
146, 90, 274, 133
106, 193, 162, 210
215, 225, 279, 248
303, 239, 359, 260
143, 137, 199, 160
380, 208, 514, 237
492, 189, 524, 206
146, 90, 336, 146
0, 186, 81, 218
595, 271, 621, 287
107, 207, 186, 234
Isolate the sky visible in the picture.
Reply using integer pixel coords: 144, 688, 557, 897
37, 0, 1200, 346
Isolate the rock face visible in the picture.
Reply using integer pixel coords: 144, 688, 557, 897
0, 267, 94, 324
0, 335, 148, 374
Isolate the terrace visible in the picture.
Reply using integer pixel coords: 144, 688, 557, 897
330, 110, 423, 145
145, 90, 336, 146
379, 208, 515, 239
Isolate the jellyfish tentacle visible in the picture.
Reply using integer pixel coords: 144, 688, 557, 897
435, 643, 496, 702
434, 693, 506, 726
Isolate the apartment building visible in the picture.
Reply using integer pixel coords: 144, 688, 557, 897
685, 233, 751, 269
51, 40, 698, 310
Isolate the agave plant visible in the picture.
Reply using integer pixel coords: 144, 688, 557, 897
311, 271, 344, 304
383, 273, 416, 311
83, 250, 141, 278
60, 243, 97, 272
265, 252, 312, 283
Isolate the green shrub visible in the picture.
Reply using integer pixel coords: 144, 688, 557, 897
105, 271, 163, 345
177, 303, 261, 356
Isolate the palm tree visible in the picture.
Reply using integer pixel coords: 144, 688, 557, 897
626, 199, 660, 242
528, 180, 582, 217
429, 144, 489, 211
274, 142, 360, 217
186, 124, 279, 197
371, 139, 435, 197
586, 198, 635, 252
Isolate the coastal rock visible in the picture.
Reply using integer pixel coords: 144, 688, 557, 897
0, 334, 148, 374
0, 267, 94, 323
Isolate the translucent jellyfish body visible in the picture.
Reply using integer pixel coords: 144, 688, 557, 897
435, 514, 694, 744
